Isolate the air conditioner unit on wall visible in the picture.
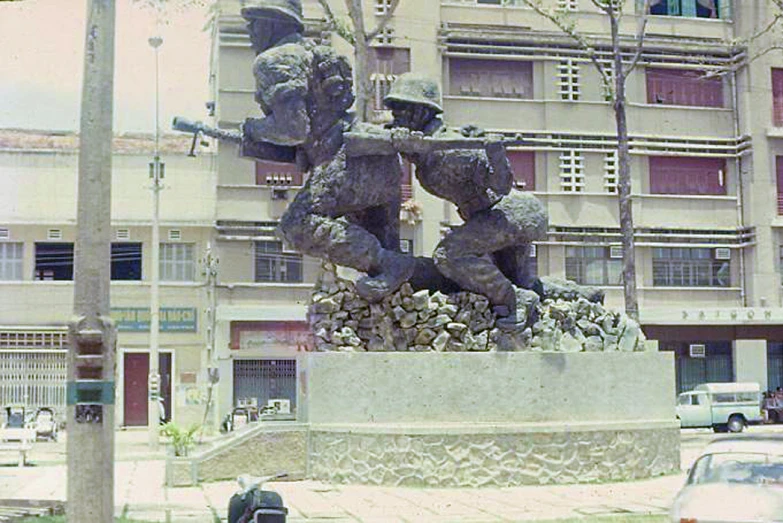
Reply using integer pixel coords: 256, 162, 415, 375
168, 229, 182, 241
609, 245, 623, 259
715, 247, 731, 260
0, 228, 9, 240
529, 244, 537, 258
116, 229, 130, 240
689, 344, 706, 358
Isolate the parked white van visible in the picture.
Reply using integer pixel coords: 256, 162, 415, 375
676, 382, 763, 433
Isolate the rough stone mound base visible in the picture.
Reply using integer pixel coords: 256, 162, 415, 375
309, 268, 647, 352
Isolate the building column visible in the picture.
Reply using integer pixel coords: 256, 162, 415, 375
734, 339, 768, 389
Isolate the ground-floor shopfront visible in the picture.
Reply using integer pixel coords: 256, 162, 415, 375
0, 319, 205, 428
644, 317, 783, 395
213, 305, 312, 424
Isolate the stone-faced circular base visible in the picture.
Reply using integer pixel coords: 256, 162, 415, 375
309, 422, 680, 487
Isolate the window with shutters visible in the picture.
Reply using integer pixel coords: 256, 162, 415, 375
646, 68, 723, 108
449, 58, 533, 99
369, 47, 410, 111
649, 157, 726, 195
0, 243, 23, 281
559, 150, 584, 192
565, 246, 622, 286
777, 157, 783, 215
161, 243, 196, 282
255, 241, 303, 283
652, 247, 730, 287
507, 151, 535, 190
772, 69, 783, 126
256, 160, 303, 187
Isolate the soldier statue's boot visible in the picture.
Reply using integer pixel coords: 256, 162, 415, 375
355, 250, 416, 303
493, 287, 539, 351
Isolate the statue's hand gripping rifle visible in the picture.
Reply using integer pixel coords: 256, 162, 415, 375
172, 116, 298, 164
172, 117, 242, 157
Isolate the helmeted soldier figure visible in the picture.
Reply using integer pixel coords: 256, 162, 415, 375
240, 0, 415, 302
360, 73, 550, 338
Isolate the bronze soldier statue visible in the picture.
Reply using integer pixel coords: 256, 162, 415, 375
345, 74, 548, 339
239, 0, 415, 302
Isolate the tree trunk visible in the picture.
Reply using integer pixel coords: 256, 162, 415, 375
345, 0, 371, 122
611, 11, 639, 320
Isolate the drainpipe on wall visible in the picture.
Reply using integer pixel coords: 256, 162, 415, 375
731, 68, 747, 307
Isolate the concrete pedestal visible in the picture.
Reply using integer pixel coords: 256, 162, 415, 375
304, 352, 680, 487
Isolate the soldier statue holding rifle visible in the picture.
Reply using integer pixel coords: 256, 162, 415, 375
239, 0, 416, 302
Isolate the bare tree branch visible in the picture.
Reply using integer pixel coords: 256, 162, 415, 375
366, 0, 402, 42
316, 0, 338, 27
518, 0, 612, 96
626, 0, 651, 75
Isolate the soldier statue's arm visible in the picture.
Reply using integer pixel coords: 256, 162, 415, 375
243, 49, 311, 147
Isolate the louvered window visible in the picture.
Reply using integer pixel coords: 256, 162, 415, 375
604, 151, 618, 193
161, 243, 196, 282
557, 59, 580, 101
0, 243, 23, 281
559, 150, 584, 192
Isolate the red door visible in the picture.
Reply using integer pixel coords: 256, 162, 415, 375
123, 353, 149, 426
123, 353, 173, 427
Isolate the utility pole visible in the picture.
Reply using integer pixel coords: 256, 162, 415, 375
148, 32, 164, 450
67, 0, 116, 521
200, 244, 219, 436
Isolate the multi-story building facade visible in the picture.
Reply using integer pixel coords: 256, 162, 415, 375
8, 0, 783, 430
208, 0, 783, 419
0, 131, 214, 427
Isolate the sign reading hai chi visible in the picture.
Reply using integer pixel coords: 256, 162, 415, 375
111, 307, 198, 332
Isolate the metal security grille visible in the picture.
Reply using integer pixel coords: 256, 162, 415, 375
768, 343, 783, 391
0, 330, 67, 412
663, 341, 733, 394
233, 359, 297, 414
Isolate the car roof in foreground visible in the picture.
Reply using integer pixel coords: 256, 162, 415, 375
701, 436, 783, 456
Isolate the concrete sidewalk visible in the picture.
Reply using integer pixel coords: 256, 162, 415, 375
0, 429, 688, 522
0, 459, 685, 522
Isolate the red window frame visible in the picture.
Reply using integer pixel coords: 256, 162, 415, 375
773, 69, 783, 126
646, 68, 723, 108
507, 151, 535, 191
448, 58, 533, 99
776, 156, 783, 214
649, 156, 726, 195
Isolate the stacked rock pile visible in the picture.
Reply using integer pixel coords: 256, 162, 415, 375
308, 266, 647, 352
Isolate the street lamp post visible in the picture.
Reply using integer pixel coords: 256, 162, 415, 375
148, 33, 163, 450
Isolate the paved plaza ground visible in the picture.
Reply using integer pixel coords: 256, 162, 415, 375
1, 426, 780, 522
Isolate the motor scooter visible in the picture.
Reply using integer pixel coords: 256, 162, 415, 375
227, 472, 288, 523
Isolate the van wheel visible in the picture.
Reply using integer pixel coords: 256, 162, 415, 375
727, 415, 745, 433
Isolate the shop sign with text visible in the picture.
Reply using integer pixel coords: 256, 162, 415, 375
111, 307, 198, 332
